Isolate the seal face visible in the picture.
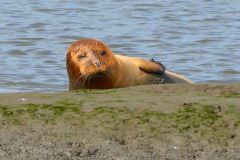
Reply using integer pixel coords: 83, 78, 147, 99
66, 39, 192, 90
66, 39, 120, 89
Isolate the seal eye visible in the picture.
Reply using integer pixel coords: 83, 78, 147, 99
78, 54, 86, 60
101, 51, 107, 57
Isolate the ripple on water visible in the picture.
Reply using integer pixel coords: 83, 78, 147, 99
44, 60, 58, 64
33, 50, 53, 56
7, 49, 28, 56
26, 22, 47, 29
222, 70, 240, 75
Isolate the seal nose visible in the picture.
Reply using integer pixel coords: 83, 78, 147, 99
94, 61, 102, 68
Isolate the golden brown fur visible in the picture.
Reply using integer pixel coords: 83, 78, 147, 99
66, 39, 192, 90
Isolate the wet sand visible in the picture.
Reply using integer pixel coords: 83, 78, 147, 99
0, 84, 239, 159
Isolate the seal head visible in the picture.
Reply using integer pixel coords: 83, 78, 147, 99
66, 39, 119, 89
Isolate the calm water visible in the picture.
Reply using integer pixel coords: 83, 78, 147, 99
0, 0, 239, 92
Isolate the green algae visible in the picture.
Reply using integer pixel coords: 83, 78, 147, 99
224, 92, 240, 98
0, 103, 239, 145
74, 88, 119, 95
219, 90, 240, 98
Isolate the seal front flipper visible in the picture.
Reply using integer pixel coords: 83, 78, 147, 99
131, 58, 165, 74
148, 58, 192, 84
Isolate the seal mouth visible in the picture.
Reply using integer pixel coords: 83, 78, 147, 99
90, 72, 106, 79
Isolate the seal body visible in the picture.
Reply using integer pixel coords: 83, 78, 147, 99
66, 39, 192, 90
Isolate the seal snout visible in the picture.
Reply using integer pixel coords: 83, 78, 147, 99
93, 61, 102, 68
91, 60, 104, 73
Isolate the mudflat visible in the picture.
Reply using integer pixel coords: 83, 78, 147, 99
0, 84, 239, 160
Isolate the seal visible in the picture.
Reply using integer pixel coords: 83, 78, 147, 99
66, 38, 192, 90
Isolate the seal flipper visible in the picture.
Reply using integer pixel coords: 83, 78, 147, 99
134, 58, 166, 74
149, 58, 192, 84
163, 71, 193, 84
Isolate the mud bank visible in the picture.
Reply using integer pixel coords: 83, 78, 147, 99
0, 84, 239, 159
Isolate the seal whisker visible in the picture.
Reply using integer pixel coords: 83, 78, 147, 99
73, 78, 82, 88
74, 74, 86, 88
79, 75, 86, 88
81, 75, 89, 88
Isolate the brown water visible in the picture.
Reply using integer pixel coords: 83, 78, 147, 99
0, 0, 239, 92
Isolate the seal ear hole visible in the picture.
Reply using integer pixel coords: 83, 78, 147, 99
100, 51, 107, 57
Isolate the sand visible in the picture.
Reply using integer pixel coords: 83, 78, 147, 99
0, 84, 239, 159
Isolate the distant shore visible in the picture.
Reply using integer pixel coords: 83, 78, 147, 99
0, 84, 239, 159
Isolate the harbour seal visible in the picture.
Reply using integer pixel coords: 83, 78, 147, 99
66, 39, 192, 90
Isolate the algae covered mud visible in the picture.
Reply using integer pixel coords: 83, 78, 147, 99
0, 84, 239, 159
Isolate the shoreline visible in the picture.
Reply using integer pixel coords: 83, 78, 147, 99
0, 84, 239, 159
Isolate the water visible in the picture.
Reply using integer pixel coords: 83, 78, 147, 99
0, 0, 239, 92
